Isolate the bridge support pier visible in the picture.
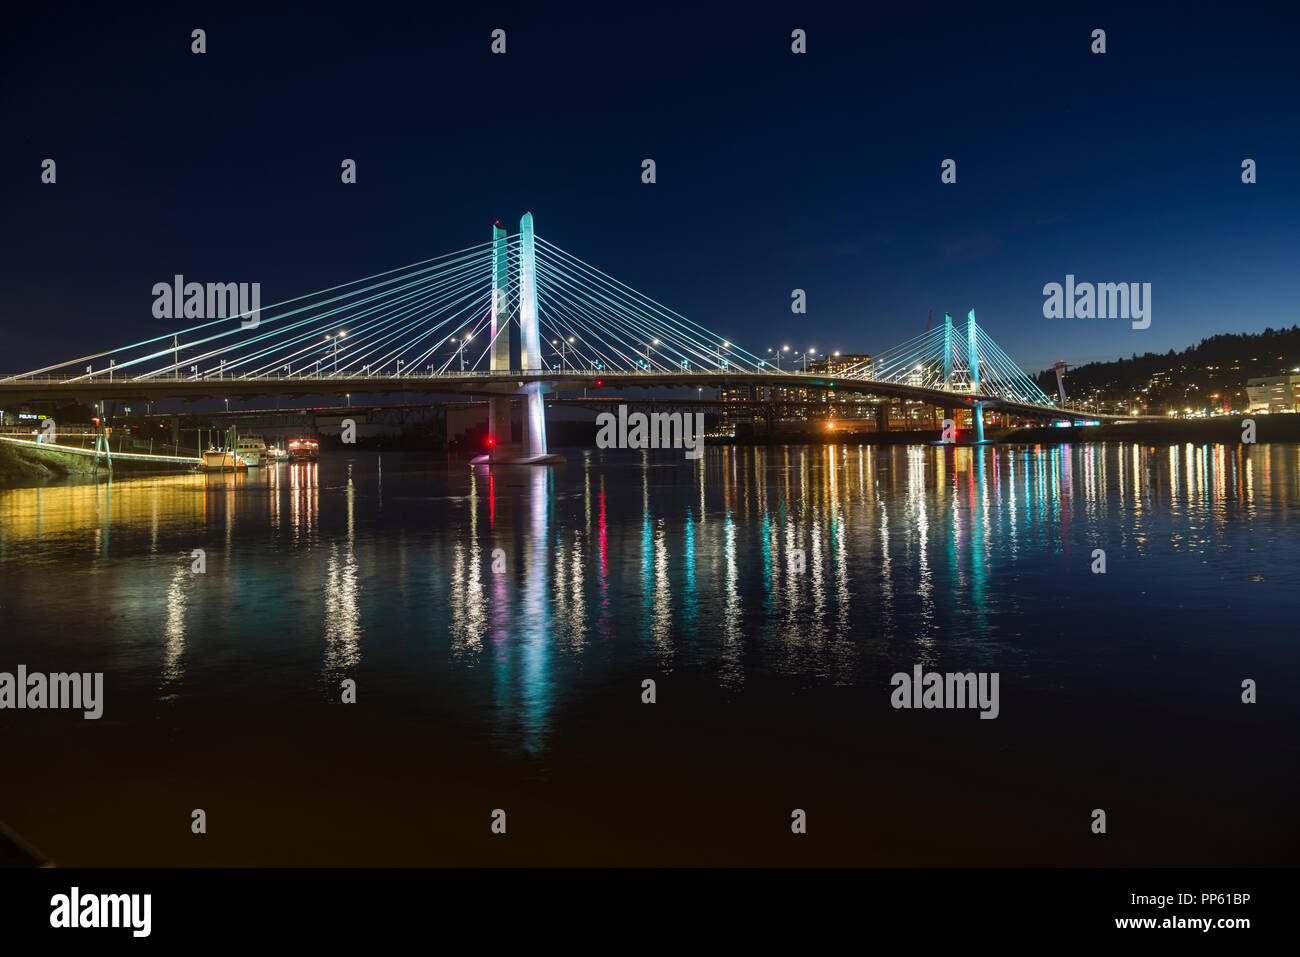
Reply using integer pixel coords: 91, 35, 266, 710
972, 401, 989, 444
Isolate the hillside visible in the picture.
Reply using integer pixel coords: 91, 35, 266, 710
1032, 326, 1300, 413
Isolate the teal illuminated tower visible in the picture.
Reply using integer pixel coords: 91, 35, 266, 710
968, 309, 987, 443
943, 312, 952, 389
488, 221, 513, 457
967, 308, 979, 393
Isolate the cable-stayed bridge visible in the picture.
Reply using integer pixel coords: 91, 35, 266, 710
0, 212, 1123, 462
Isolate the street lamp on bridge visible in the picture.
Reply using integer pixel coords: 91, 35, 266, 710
551, 336, 576, 372
326, 330, 346, 372
450, 334, 473, 371
767, 345, 790, 372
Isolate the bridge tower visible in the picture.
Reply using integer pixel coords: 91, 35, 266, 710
968, 309, 988, 444
943, 312, 953, 390
488, 221, 514, 456
518, 211, 550, 459
479, 211, 563, 466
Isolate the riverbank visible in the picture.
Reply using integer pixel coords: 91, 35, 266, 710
0, 435, 201, 485
0, 440, 62, 483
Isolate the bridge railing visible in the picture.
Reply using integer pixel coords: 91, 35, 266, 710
4, 368, 847, 383
5, 367, 900, 382
3, 368, 1055, 405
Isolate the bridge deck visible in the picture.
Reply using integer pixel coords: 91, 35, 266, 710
0, 371, 1159, 422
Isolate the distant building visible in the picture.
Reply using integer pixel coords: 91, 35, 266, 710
807, 353, 871, 376
719, 352, 880, 428
1246, 373, 1300, 412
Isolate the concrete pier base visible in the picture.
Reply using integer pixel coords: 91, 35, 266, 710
469, 453, 565, 466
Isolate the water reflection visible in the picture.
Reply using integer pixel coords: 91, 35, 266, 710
323, 467, 360, 674
161, 564, 188, 698
1, 442, 1297, 757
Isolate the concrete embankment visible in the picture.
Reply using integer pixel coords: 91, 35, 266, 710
0, 436, 201, 484
0, 440, 65, 482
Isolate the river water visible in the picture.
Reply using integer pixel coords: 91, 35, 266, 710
1, 443, 1297, 865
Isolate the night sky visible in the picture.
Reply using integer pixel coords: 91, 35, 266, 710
3, 2, 1298, 376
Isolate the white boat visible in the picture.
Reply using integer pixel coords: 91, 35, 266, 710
202, 449, 245, 471
235, 434, 268, 467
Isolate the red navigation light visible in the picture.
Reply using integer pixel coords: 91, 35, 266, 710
486, 436, 496, 447
595, 378, 603, 387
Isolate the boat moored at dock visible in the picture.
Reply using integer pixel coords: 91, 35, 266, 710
235, 434, 268, 467
287, 438, 319, 462
202, 448, 246, 471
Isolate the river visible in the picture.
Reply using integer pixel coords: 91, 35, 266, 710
1, 442, 1296, 865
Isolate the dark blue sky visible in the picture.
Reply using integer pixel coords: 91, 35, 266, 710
3, 1, 1298, 376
